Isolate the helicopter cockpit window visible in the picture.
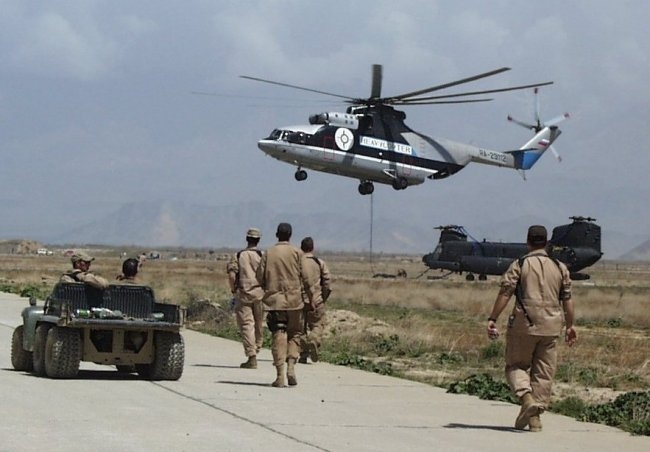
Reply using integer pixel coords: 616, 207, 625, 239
268, 129, 282, 140
286, 131, 307, 144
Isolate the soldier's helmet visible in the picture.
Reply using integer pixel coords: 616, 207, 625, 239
122, 258, 139, 277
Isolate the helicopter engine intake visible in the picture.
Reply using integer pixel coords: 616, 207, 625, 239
309, 112, 359, 129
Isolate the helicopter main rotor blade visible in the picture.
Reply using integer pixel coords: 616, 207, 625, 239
395, 81, 554, 102
370, 64, 383, 99
387, 67, 511, 102
394, 98, 494, 105
239, 75, 354, 101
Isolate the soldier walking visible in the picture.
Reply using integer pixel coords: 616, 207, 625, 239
227, 228, 265, 369
487, 225, 577, 432
256, 222, 311, 387
299, 237, 331, 364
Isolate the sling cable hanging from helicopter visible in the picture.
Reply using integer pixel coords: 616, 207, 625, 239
369, 191, 375, 275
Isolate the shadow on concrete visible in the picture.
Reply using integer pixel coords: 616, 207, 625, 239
444, 423, 522, 433
218, 380, 274, 388
194, 363, 241, 369
3, 367, 140, 380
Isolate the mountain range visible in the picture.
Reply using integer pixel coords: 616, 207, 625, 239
4, 200, 640, 260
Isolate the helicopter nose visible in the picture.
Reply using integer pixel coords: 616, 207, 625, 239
258, 139, 282, 157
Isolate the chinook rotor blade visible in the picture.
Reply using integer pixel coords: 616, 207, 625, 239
395, 81, 554, 102
239, 75, 354, 100
386, 67, 511, 102
370, 64, 383, 99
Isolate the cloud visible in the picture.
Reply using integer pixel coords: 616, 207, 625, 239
5, 11, 119, 80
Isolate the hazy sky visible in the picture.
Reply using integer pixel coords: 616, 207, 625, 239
1, 1, 648, 255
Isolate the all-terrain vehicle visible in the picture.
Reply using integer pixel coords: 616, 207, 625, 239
11, 282, 185, 380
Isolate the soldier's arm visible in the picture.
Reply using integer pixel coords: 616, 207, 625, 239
486, 261, 519, 337
321, 260, 331, 292
226, 255, 239, 294
300, 254, 315, 306
563, 297, 577, 346
255, 253, 267, 290
78, 273, 109, 290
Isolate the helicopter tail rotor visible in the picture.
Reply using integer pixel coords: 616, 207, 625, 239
507, 88, 569, 163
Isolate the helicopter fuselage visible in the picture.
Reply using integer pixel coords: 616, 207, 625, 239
422, 218, 603, 281
257, 106, 537, 194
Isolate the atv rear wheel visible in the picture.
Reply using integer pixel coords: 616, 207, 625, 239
137, 331, 184, 380
32, 324, 50, 376
11, 325, 33, 371
44, 326, 81, 379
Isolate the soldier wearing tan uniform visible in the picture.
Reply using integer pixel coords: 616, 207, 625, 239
60, 251, 109, 290
256, 222, 311, 387
299, 237, 331, 364
487, 225, 577, 432
116, 258, 141, 284
227, 228, 265, 369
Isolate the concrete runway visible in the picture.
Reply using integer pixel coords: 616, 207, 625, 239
1, 291, 648, 451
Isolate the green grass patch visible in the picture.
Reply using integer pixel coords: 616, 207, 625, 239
447, 373, 517, 404
551, 391, 650, 436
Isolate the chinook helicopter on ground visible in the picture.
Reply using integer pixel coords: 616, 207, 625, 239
241, 65, 568, 195
422, 216, 603, 281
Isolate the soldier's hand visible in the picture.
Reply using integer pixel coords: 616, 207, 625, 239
565, 326, 577, 347
487, 319, 499, 340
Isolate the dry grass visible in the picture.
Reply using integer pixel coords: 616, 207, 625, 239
2, 251, 649, 399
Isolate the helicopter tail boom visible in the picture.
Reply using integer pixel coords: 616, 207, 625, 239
506, 126, 562, 170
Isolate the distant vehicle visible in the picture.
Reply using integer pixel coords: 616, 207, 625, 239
36, 248, 51, 256
11, 282, 184, 380
422, 216, 602, 281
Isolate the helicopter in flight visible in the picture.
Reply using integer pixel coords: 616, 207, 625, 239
422, 216, 603, 281
241, 64, 568, 195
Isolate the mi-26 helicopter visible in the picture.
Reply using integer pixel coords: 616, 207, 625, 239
241, 64, 569, 195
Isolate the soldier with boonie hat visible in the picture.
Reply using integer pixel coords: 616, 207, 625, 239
227, 228, 265, 369
70, 251, 95, 264
61, 250, 109, 290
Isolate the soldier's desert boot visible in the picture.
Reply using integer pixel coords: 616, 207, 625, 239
528, 414, 542, 432
307, 341, 319, 363
271, 364, 286, 387
240, 356, 257, 369
287, 358, 298, 386
515, 393, 539, 430
298, 353, 308, 364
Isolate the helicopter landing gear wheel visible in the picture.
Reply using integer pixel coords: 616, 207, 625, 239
358, 181, 374, 195
391, 176, 408, 190
465, 273, 475, 282
294, 169, 308, 181
478, 274, 487, 281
